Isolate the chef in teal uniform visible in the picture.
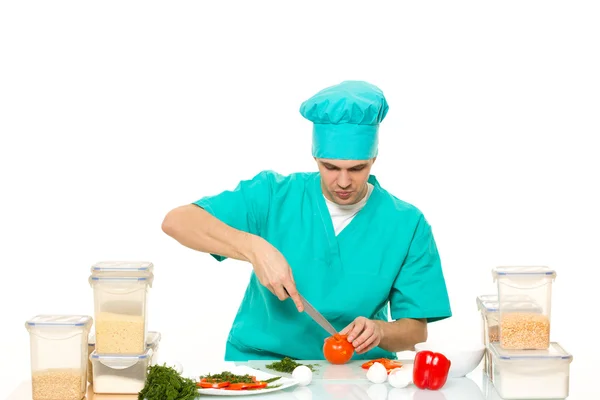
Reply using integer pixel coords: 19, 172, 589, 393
162, 80, 452, 361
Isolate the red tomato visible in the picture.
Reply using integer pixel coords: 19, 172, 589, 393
323, 334, 354, 364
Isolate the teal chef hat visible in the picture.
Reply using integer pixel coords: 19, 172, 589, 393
299, 80, 389, 160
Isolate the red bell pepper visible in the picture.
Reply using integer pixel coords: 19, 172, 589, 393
412, 350, 451, 390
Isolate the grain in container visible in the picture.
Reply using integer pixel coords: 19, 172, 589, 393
476, 296, 542, 377
89, 274, 153, 354
87, 331, 161, 383
90, 348, 153, 394
25, 315, 93, 400
489, 341, 572, 399
90, 261, 154, 278
492, 266, 556, 350
477, 294, 538, 344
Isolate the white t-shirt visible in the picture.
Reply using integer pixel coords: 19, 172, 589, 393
324, 183, 374, 236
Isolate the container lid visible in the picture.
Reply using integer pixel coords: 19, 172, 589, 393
90, 348, 152, 369
490, 342, 572, 361
146, 331, 162, 349
476, 295, 497, 311
91, 261, 154, 274
492, 266, 557, 280
26, 315, 92, 328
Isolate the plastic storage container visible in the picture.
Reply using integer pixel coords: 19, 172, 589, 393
90, 348, 153, 394
91, 261, 154, 278
89, 275, 153, 354
477, 297, 543, 378
25, 315, 93, 400
489, 342, 572, 399
492, 266, 556, 350
87, 331, 161, 383
476, 296, 499, 377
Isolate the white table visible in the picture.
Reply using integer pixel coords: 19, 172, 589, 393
0, 359, 553, 400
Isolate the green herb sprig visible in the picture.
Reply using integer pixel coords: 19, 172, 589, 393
265, 357, 319, 374
138, 364, 197, 400
199, 371, 257, 384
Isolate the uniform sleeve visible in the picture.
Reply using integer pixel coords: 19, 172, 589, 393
192, 170, 273, 262
389, 214, 452, 323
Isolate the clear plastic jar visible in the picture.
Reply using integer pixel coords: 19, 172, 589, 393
89, 275, 153, 354
25, 315, 93, 400
492, 266, 556, 350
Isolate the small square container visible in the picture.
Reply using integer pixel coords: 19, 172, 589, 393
90, 348, 153, 394
87, 331, 161, 383
89, 275, 153, 354
492, 266, 556, 350
25, 315, 93, 400
489, 342, 572, 399
90, 261, 154, 278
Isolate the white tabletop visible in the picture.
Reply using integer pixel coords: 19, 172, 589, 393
3, 358, 586, 399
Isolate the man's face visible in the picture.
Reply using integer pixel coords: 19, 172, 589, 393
316, 157, 375, 205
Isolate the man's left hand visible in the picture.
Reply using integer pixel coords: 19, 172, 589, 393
340, 317, 384, 354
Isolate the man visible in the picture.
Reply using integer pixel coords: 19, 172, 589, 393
162, 80, 452, 361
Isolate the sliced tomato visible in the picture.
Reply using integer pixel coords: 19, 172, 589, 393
247, 381, 268, 389
197, 381, 230, 388
225, 383, 251, 390
361, 358, 403, 371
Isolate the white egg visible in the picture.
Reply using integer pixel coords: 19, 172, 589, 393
387, 367, 412, 389
366, 362, 387, 384
292, 365, 313, 386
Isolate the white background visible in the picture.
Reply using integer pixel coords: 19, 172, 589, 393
1, 1, 599, 398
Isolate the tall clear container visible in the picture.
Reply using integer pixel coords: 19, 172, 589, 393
25, 315, 93, 400
492, 266, 556, 350
89, 275, 153, 354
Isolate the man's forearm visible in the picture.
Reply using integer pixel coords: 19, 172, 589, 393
162, 204, 256, 262
375, 318, 428, 352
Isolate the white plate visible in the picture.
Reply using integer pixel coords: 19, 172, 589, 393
187, 365, 298, 396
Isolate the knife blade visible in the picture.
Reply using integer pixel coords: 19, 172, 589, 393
297, 293, 339, 337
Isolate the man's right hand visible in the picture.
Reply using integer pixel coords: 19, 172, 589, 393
247, 236, 304, 313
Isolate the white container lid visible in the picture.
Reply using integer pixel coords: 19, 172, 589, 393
476, 295, 497, 311
91, 348, 152, 369
146, 331, 161, 350
490, 342, 572, 362
26, 315, 92, 330
91, 261, 154, 274
492, 266, 557, 280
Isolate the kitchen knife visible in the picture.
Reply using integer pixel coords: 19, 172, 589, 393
288, 289, 339, 337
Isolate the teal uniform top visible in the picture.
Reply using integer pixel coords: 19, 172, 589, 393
193, 170, 452, 361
